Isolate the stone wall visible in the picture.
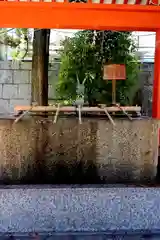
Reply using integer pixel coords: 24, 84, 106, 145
139, 63, 154, 116
0, 117, 158, 184
0, 61, 59, 114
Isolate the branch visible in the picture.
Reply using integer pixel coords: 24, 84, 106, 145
20, 36, 29, 60
0, 36, 20, 48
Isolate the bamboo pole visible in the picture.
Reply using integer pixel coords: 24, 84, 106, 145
14, 107, 32, 123
103, 108, 116, 126
78, 105, 82, 124
53, 103, 60, 123
115, 104, 132, 120
14, 105, 141, 113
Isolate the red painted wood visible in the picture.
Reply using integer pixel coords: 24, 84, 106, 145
0, 0, 156, 3
152, 30, 160, 119
123, 0, 129, 4
135, 0, 141, 4
0, 2, 160, 30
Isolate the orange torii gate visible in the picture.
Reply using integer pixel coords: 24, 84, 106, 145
0, 0, 160, 118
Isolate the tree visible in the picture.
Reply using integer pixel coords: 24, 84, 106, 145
56, 30, 139, 106
0, 28, 30, 60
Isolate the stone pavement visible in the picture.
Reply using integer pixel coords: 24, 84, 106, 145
1, 187, 160, 239
1, 233, 160, 239
1, 187, 160, 233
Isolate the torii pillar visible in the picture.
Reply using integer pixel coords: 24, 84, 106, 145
152, 30, 160, 119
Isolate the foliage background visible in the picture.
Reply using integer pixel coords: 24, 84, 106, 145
0, 28, 30, 60
56, 30, 140, 106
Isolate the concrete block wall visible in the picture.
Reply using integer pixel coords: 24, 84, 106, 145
0, 61, 59, 114
0, 61, 31, 114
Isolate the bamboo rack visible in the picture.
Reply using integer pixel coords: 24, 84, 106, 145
14, 105, 141, 125
15, 105, 141, 113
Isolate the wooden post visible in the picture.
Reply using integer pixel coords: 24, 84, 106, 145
152, 29, 160, 119
31, 29, 50, 106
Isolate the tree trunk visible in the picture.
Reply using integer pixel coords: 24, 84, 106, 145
31, 29, 50, 106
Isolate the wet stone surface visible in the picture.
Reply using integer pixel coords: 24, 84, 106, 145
0, 117, 158, 184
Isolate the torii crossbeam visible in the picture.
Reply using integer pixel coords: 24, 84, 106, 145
0, 0, 160, 118
0, 1, 160, 30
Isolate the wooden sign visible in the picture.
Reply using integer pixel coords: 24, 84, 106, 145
103, 64, 126, 80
